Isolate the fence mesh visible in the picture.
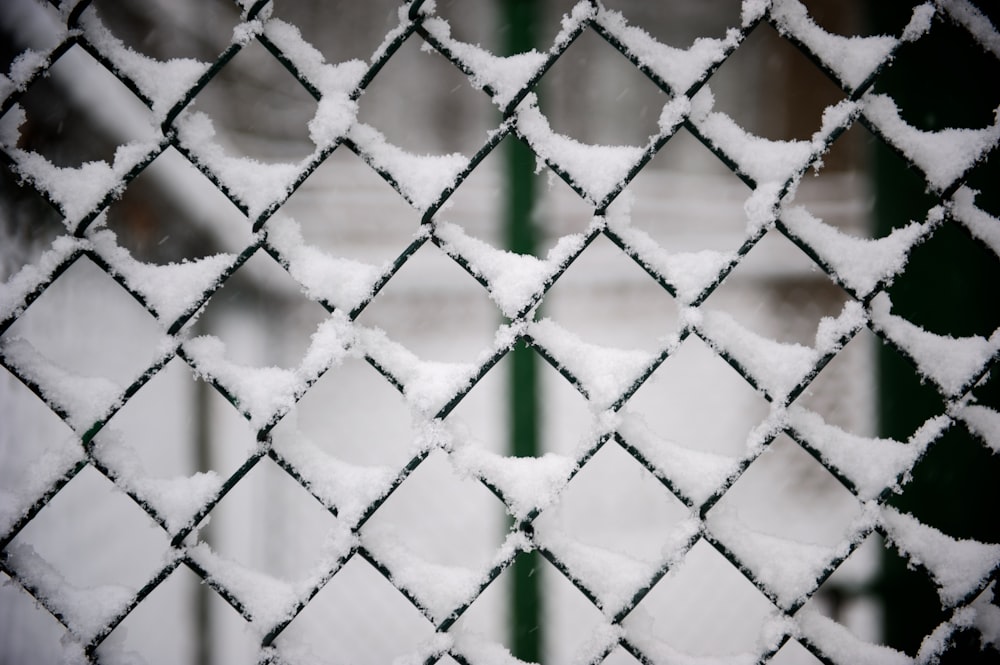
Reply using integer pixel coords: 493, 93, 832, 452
1, 0, 999, 663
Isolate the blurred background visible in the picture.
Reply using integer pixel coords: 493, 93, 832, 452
1, 1, 997, 664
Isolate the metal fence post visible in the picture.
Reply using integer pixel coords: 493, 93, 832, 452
502, 1, 543, 661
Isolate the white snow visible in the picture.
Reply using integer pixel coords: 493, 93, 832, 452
434, 221, 550, 318
707, 502, 866, 609
529, 317, 654, 408
357, 325, 477, 415
0, 436, 81, 537
605, 206, 735, 304
535, 526, 655, 616
0, 106, 161, 229
569, 622, 624, 664
262, 20, 365, 149
553, 2, 598, 49
450, 444, 576, 520
770, 0, 897, 90
880, 506, 1000, 607
915, 607, 978, 664
90, 230, 235, 325
515, 96, 645, 205
78, 11, 209, 119
625, 616, 759, 665
780, 206, 933, 298
692, 110, 814, 187
950, 187, 1000, 258
92, 432, 221, 535
265, 215, 384, 313
174, 111, 300, 219
937, 0, 1000, 57
869, 292, 999, 397
262, 20, 366, 98
450, 629, 531, 665
787, 406, 949, 500
0, 235, 85, 323
1, 0, 996, 660
347, 123, 468, 212
971, 582, 1000, 647
272, 430, 395, 527
187, 542, 300, 631
862, 93, 1000, 193
617, 413, 740, 507
954, 404, 1000, 454
3, 48, 50, 97
4, 541, 133, 642
596, 7, 740, 94
696, 300, 865, 402
183, 315, 353, 428
420, 17, 547, 109
796, 608, 912, 665
361, 524, 480, 623
0, 336, 122, 432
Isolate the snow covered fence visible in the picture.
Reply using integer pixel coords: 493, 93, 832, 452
1, 0, 999, 663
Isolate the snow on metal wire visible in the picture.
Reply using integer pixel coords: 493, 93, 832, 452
0, 0, 999, 663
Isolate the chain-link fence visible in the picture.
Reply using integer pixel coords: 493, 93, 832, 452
1, 0, 999, 663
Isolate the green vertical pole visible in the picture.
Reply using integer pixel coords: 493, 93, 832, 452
502, 1, 542, 661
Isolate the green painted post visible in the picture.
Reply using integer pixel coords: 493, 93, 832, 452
502, 0, 542, 661
870, 5, 1000, 660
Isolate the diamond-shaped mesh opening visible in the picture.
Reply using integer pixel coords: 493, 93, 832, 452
2, 256, 164, 388
189, 40, 318, 164
273, 354, 418, 469
626, 538, 777, 658
190, 252, 330, 369
534, 441, 689, 566
357, 32, 501, 156
542, 554, 620, 664
277, 144, 423, 267
272, 555, 436, 663
885, 219, 1000, 338
888, 427, 1000, 543
807, 532, 885, 642
431, 139, 507, 246
200, 584, 264, 665
103, 145, 254, 263
361, 448, 507, 573
790, 326, 877, 435
203, 457, 340, 582
354, 243, 499, 364
96, 565, 204, 665
539, 27, 667, 146
5, 44, 155, 167
10, 464, 169, 593
701, 229, 855, 345
875, 537, 953, 656
100, 357, 205, 477
271, 1, 403, 66
627, 335, 772, 457
703, 21, 846, 141
442, 357, 508, 454
770, 638, 824, 665
872, 14, 1000, 132
542, 232, 680, 353
537, 346, 605, 456
85, 0, 239, 63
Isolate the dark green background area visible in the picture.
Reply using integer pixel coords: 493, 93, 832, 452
870, 3, 1000, 660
